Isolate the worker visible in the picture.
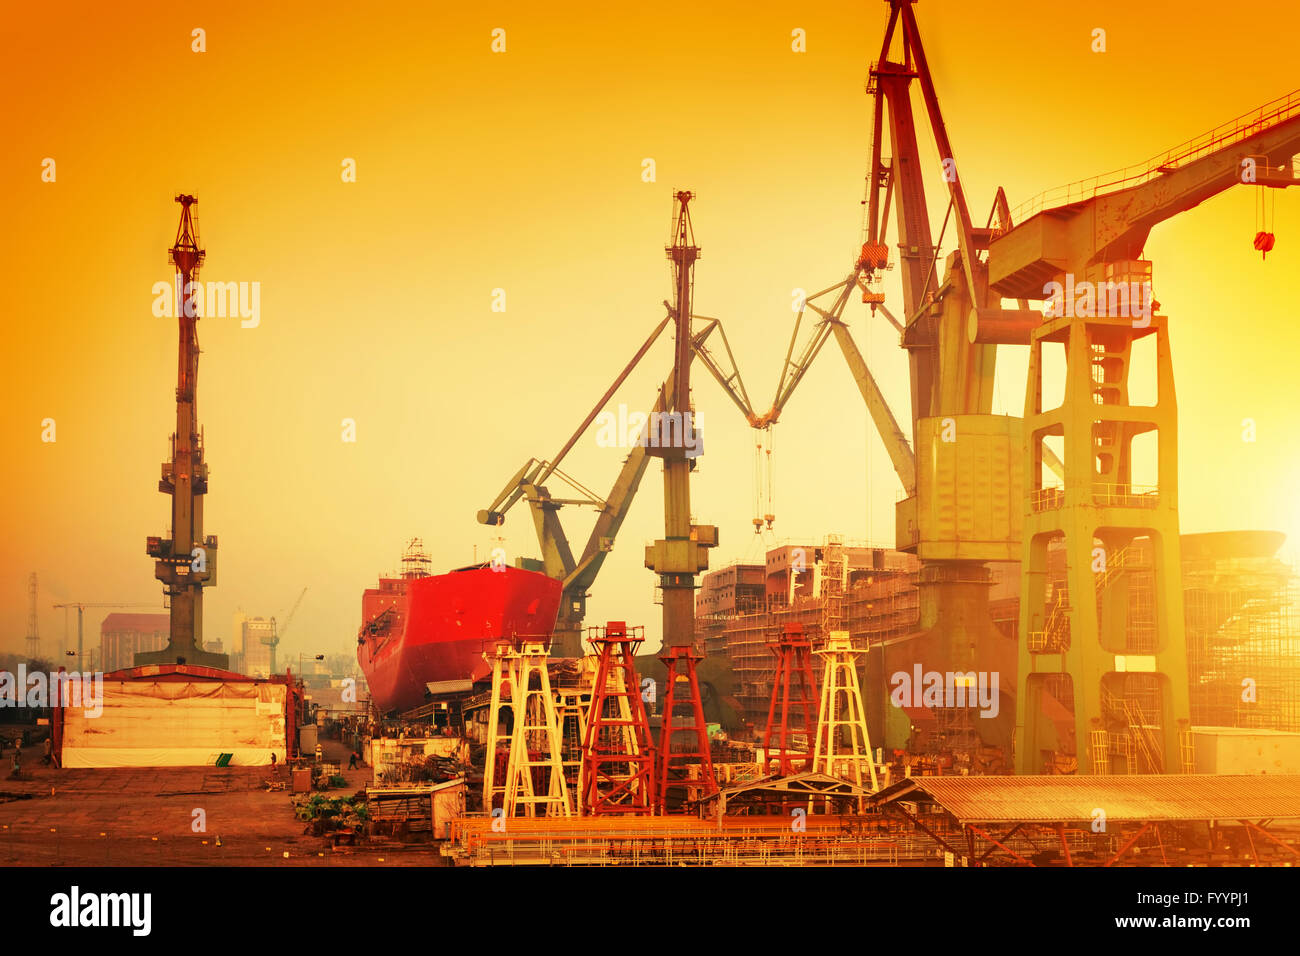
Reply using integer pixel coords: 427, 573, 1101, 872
348, 750, 359, 770
314, 743, 323, 763
9, 745, 20, 780
41, 737, 53, 767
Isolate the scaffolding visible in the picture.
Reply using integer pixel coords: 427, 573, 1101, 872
707, 541, 919, 730
702, 531, 1300, 764
1184, 539, 1300, 731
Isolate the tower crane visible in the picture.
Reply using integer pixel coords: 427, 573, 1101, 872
52, 602, 161, 670
25, 574, 40, 661
140, 195, 228, 670
266, 587, 308, 675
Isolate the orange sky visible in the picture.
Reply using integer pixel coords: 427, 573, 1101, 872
3, 0, 1299, 659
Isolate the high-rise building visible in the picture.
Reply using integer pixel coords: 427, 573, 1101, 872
241, 617, 277, 677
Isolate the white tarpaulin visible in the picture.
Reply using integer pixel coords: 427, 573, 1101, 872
62, 679, 287, 768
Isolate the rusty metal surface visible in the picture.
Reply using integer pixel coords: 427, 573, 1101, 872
870, 774, 1300, 823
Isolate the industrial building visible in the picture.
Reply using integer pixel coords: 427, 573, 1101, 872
98, 613, 169, 673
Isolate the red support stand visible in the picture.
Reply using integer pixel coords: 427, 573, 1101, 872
581, 621, 656, 815
762, 623, 819, 776
657, 645, 718, 813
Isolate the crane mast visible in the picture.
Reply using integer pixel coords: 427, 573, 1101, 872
646, 191, 717, 649
844, 1, 1029, 767
139, 195, 228, 669
25, 574, 40, 661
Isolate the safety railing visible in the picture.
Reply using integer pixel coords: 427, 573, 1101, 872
1028, 483, 1159, 511
445, 815, 911, 866
1010, 88, 1300, 223
1091, 483, 1160, 508
1028, 485, 1065, 513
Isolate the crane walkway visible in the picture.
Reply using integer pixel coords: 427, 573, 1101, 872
1012, 88, 1300, 222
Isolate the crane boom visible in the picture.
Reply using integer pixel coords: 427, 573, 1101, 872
279, 587, 308, 639
762, 273, 919, 494
990, 92, 1300, 297
478, 320, 744, 656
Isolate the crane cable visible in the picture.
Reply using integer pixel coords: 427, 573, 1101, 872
764, 425, 776, 530
752, 425, 777, 533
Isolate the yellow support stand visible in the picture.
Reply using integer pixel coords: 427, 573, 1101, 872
504, 641, 571, 818
482, 642, 521, 814
811, 631, 879, 807
554, 686, 589, 814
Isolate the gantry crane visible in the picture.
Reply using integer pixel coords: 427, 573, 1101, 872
140, 195, 228, 670
773, 0, 1299, 773
52, 601, 160, 669
999, 92, 1300, 774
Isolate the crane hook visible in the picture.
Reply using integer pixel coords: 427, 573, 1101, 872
1253, 230, 1276, 260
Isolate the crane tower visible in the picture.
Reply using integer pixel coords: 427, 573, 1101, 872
644, 191, 718, 649
138, 195, 229, 669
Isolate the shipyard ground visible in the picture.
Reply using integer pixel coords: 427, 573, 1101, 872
0, 738, 448, 867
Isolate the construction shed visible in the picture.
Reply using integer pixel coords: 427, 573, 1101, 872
869, 774, 1300, 866
54, 664, 303, 768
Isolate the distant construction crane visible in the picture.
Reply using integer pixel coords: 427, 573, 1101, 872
140, 194, 228, 670
52, 602, 159, 670
267, 587, 308, 675
25, 574, 40, 661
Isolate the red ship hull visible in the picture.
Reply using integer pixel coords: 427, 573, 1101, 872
357, 564, 562, 715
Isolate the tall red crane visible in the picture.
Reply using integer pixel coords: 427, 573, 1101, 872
139, 195, 228, 669
646, 191, 717, 651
